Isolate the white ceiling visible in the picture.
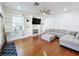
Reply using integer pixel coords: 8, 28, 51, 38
1, 2, 79, 15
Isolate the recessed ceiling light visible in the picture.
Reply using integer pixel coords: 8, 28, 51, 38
17, 6, 21, 10
64, 8, 68, 12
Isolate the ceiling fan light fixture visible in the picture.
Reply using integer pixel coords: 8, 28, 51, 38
42, 12, 47, 16
40, 9, 51, 16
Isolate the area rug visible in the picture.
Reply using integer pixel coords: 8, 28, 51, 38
0, 42, 17, 56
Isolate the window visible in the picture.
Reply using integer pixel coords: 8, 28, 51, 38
12, 16, 24, 31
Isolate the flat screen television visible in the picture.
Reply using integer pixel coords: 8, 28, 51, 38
32, 18, 41, 24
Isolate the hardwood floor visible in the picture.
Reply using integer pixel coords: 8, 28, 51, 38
12, 35, 79, 56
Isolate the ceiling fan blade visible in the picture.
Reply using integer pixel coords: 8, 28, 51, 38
47, 12, 51, 14
40, 10, 43, 13
46, 10, 51, 12
48, 13, 51, 14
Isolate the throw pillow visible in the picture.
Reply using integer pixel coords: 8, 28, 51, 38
75, 33, 79, 39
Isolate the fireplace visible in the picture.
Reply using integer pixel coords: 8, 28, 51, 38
33, 29, 38, 34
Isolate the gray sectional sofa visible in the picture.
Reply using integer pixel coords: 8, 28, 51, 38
45, 29, 77, 37
45, 29, 79, 52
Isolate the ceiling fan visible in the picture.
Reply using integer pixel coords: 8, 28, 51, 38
33, 2, 51, 16
40, 9, 51, 16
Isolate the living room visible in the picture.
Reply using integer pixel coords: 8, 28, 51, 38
0, 2, 79, 56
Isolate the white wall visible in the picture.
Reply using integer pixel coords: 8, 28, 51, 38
0, 3, 3, 33
0, 3, 4, 46
44, 10, 79, 32
0, 3, 2, 14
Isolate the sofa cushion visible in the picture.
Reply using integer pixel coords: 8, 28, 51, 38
70, 31, 77, 36
45, 29, 50, 33
60, 35, 75, 41
61, 38, 79, 47
75, 33, 79, 39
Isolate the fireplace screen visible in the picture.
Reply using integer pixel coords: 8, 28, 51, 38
33, 29, 38, 34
